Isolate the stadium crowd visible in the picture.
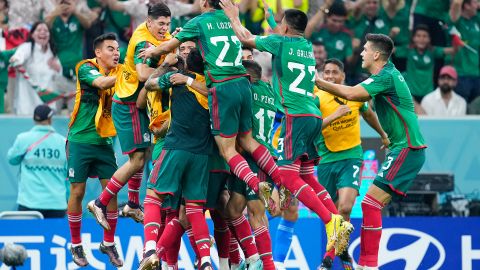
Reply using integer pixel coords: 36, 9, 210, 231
0, 0, 478, 115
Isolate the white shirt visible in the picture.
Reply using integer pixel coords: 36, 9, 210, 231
421, 88, 467, 117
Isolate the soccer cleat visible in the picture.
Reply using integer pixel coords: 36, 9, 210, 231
70, 245, 89, 267
279, 185, 293, 210
122, 203, 144, 223
317, 256, 333, 270
335, 221, 354, 256
355, 266, 378, 270
266, 197, 278, 215
199, 261, 214, 270
339, 249, 354, 270
100, 242, 123, 267
138, 252, 160, 270
230, 260, 246, 270
325, 214, 343, 253
246, 258, 263, 270
258, 181, 272, 210
87, 199, 110, 230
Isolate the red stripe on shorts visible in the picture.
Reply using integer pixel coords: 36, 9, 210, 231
386, 148, 409, 181
285, 116, 293, 160
150, 150, 166, 185
210, 87, 220, 131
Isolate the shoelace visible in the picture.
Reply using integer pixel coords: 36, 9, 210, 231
109, 245, 120, 259
73, 246, 86, 259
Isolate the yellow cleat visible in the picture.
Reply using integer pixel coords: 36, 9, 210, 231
258, 181, 272, 210
325, 214, 344, 253
336, 220, 354, 255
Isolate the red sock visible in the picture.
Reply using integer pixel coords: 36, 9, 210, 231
157, 218, 185, 264
186, 226, 200, 259
211, 210, 230, 259
185, 205, 210, 258
229, 215, 258, 258
128, 170, 143, 206
251, 145, 282, 186
228, 154, 260, 192
143, 195, 162, 252
158, 210, 167, 242
104, 211, 118, 243
253, 226, 275, 270
280, 162, 332, 224
300, 161, 338, 214
68, 212, 82, 245
358, 194, 384, 267
99, 177, 125, 206
229, 236, 241, 265
324, 249, 336, 260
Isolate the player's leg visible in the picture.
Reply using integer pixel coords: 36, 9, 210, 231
357, 148, 425, 268
247, 199, 274, 270
88, 102, 149, 228
273, 200, 298, 270
300, 160, 338, 215
99, 178, 123, 267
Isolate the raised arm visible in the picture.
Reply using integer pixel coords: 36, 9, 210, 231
305, 4, 329, 39
145, 53, 178, 91
220, 0, 257, 48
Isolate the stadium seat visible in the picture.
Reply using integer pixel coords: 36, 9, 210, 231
0, 211, 44, 220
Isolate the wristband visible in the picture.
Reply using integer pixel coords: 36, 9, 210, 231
266, 8, 277, 28
187, 77, 194, 86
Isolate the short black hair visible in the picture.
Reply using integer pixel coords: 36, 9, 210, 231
93, 32, 117, 50
284, 9, 308, 33
148, 3, 171, 19
412, 24, 430, 36
174, 57, 185, 72
187, 48, 204, 74
207, 0, 221, 9
365, 33, 394, 60
242, 60, 262, 81
328, 1, 348, 17
463, 0, 473, 9
312, 40, 325, 47
242, 47, 253, 53
323, 58, 344, 72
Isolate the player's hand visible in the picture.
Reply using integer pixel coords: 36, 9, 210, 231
333, 105, 351, 119
47, 57, 61, 73
169, 73, 188, 85
380, 134, 390, 150
164, 53, 178, 66
138, 46, 157, 63
261, 0, 271, 19
171, 27, 182, 36
389, 27, 400, 38
219, 0, 239, 20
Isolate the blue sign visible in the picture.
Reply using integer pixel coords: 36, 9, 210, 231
0, 217, 479, 269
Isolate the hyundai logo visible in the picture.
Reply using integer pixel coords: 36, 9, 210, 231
349, 228, 445, 270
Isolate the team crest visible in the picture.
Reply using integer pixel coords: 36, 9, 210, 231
69, 168, 75, 178
143, 132, 151, 142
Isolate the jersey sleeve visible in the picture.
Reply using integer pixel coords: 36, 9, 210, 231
134, 41, 152, 65
255, 35, 282, 55
360, 72, 393, 98
175, 18, 200, 43
78, 63, 102, 87
157, 71, 176, 92
360, 101, 369, 112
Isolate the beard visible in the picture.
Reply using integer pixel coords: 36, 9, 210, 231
439, 84, 452, 94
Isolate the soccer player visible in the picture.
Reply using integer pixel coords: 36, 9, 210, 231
140, 50, 214, 270
66, 33, 122, 267
88, 3, 173, 229
315, 33, 426, 270
316, 58, 388, 270
138, 0, 287, 210
221, 0, 353, 255
226, 60, 278, 270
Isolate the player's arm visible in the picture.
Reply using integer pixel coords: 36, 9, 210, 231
136, 87, 148, 109
305, 2, 332, 39
220, 0, 257, 48
361, 104, 390, 148
138, 36, 182, 60
92, 76, 116, 90
78, 63, 116, 90
321, 105, 351, 129
315, 73, 371, 101
152, 119, 170, 138
169, 73, 208, 96
145, 54, 178, 91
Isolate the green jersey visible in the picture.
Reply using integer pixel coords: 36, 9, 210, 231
175, 10, 247, 87
450, 16, 480, 76
360, 62, 426, 150
310, 27, 353, 62
68, 63, 112, 145
395, 46, 445, 97
255, 35, 320, 117
51, 15, 84, 79
414, 0, 450, 21
251, 80, 276, 155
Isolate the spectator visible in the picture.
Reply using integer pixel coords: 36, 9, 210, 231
0, 48, 15, 113
7, 0, 54, 29
449, 0, 480, 103
413, 0, 451, 46
421, 65, 467, 116
306, 1, 353, 64
6, 105, 67, 218
312, 40, 327, 72
380, 0, 410, 47
45, 0, 93, 80
395, 24, 456, 102
9, 21, 63, 116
